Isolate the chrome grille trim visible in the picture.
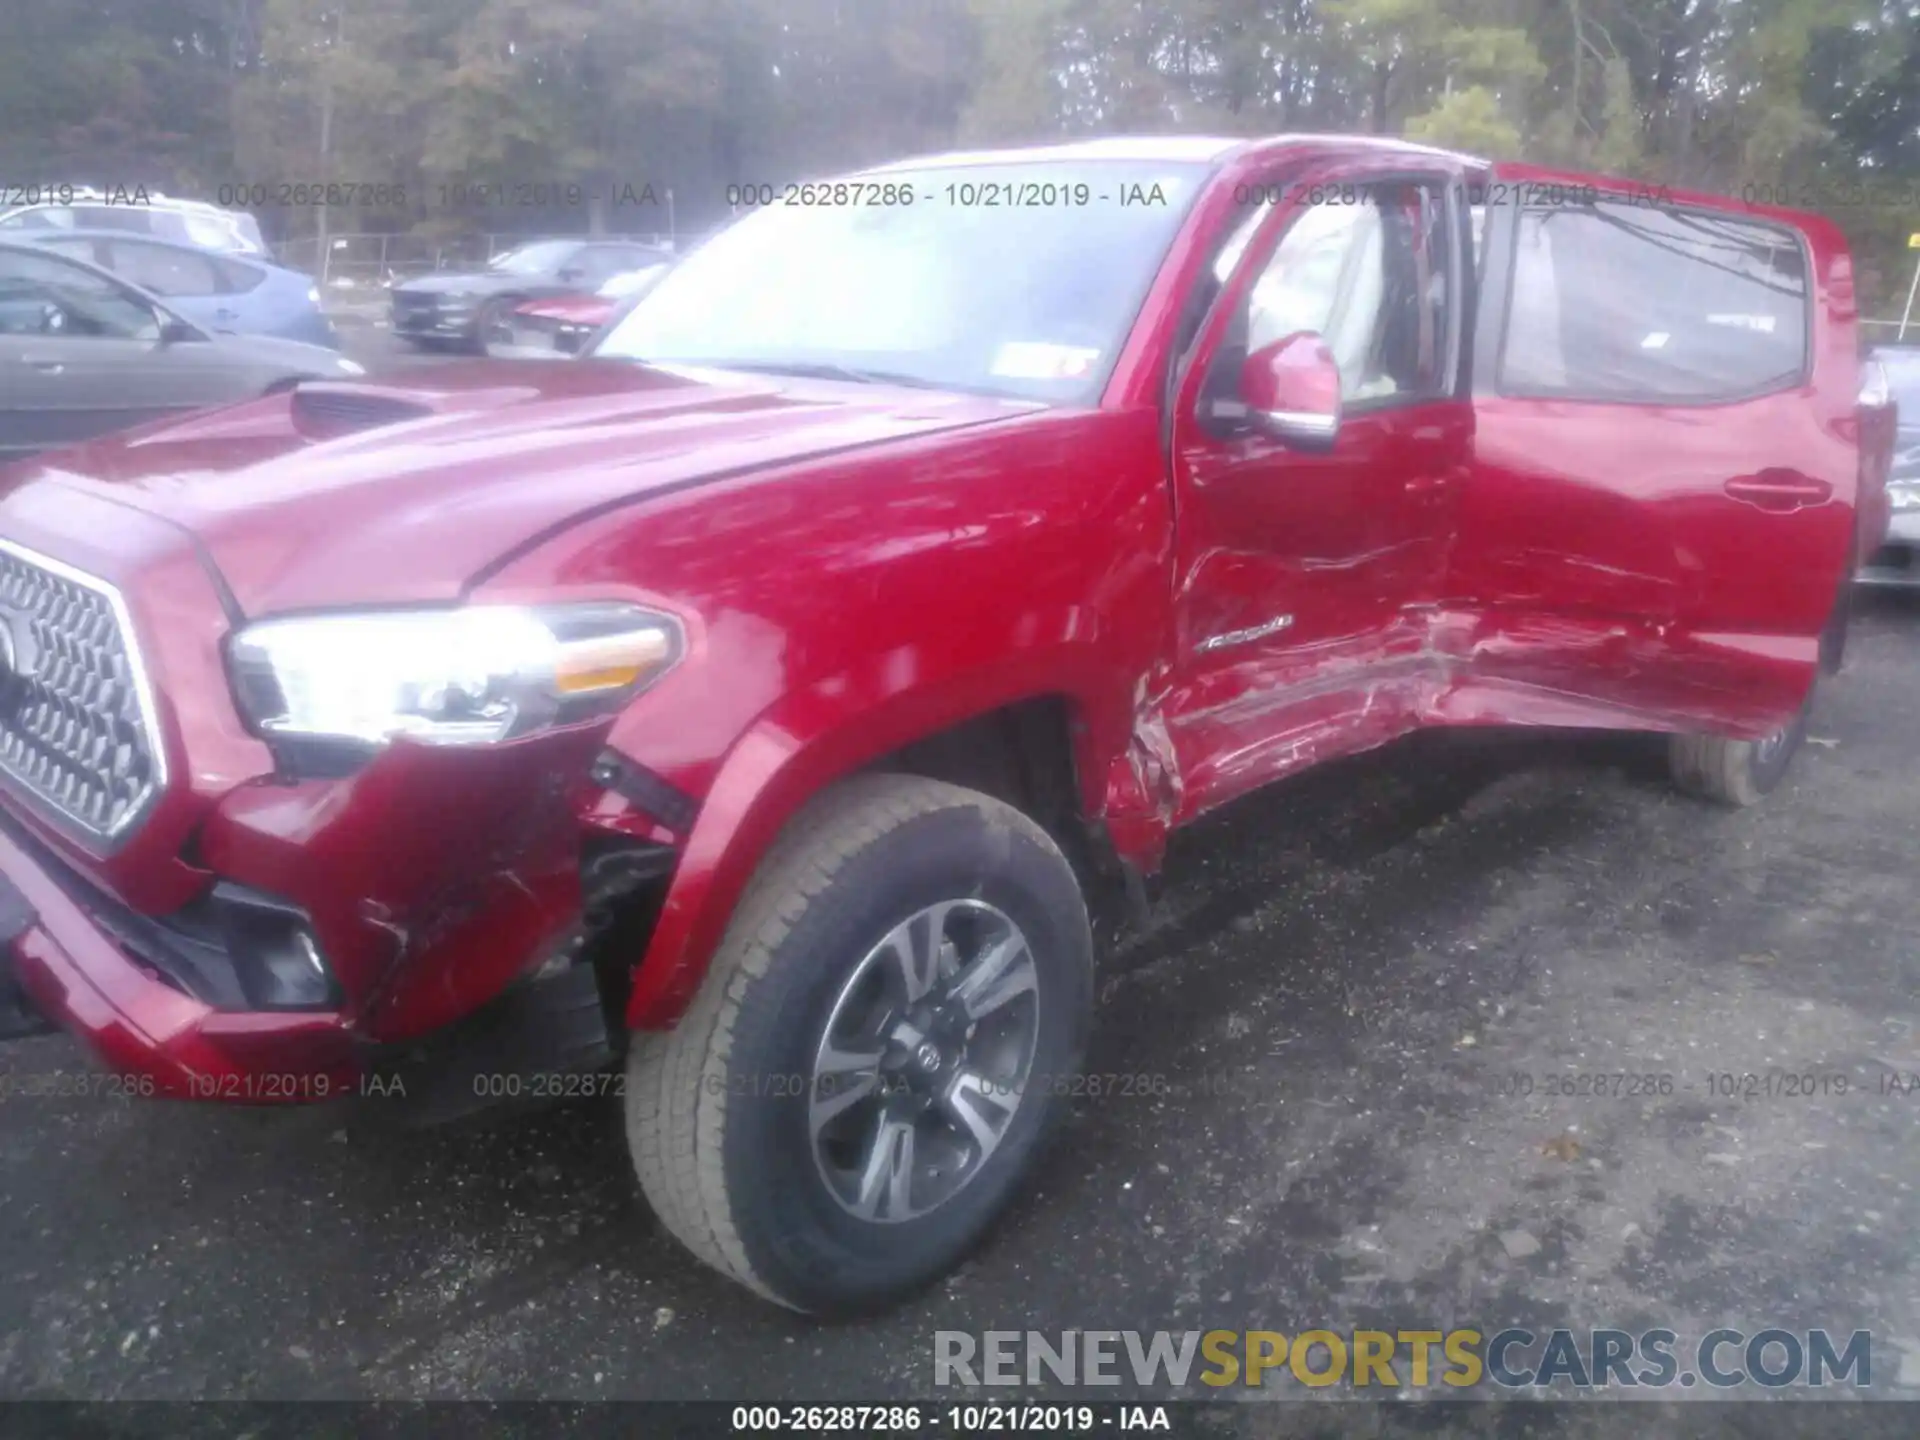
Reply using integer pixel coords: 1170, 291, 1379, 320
0, 539, 168, 849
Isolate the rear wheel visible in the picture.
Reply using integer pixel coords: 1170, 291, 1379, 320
1668, 696, 1811, 807
626, 774, 1093, 1315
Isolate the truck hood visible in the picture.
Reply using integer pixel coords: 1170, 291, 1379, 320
5, 360, 1039, 615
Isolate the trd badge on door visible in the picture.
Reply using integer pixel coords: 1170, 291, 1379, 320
1197, 614, 1295, 653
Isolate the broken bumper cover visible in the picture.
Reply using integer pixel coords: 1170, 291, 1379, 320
0, 819, 360, 1102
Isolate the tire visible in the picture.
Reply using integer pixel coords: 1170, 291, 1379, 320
1668, 694, 1811, 807
473, 297, 520, 354
626, 773, 1093, 1315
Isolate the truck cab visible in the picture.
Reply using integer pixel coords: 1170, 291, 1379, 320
0, 135, 1891, 1317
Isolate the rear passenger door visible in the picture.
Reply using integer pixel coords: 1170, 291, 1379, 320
1454, 164, 1853, 737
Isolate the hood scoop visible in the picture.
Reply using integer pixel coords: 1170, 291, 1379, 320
291, 384, 439, 437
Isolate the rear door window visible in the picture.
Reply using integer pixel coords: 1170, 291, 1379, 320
0, 249, 160, 339
0, 207, 77, 231
34, 237, 105, 266
104, 240, 228, 297
214, 256, 268, 293
1500, 201, 1808, 403
71, 205, 154, 236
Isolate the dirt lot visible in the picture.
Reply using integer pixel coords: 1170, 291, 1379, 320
1, 351, 1917, 1424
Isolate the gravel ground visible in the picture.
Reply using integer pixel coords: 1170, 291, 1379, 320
1, 346, 1917, 1429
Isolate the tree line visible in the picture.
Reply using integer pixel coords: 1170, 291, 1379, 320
3, 0, 1918, 310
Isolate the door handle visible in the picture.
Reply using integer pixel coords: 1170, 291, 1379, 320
24, 361, 64, 375
1404, 472, 1451, 497
1723, 471, 1832, 512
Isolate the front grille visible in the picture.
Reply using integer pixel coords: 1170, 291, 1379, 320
0, 542, 165, 845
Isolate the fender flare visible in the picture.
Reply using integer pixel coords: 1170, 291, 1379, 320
622, 656, 1134, 1029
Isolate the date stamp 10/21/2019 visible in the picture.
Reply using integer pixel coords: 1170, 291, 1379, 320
1486, 1069, 1920, 1101
5, 1061, 1916, 1108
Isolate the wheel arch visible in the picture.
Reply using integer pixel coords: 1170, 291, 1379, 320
622, 668, 1136, 1031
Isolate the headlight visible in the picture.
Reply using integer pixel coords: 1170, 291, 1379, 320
307, 285, 322, 305
335, 357, 366, 375
1893, 482, 1920, 512
229, 604, 682, 748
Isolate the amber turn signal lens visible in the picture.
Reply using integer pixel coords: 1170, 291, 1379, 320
553, 627, 677, 695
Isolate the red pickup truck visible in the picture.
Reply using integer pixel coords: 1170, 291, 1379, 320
0, 135, 1894, 1316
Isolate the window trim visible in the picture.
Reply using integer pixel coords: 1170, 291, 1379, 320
0, 247, 170, 341
1229, 170, 1470, 420
1489, 196, 1813, 409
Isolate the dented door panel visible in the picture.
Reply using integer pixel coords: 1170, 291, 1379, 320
1163, 159, 1478, 821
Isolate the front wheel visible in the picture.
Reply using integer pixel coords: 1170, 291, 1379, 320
1668, 695, 1811, 807
626, 774, 1093, 1315
474, 297, 520, 353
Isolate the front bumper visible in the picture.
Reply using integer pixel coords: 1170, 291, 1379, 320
1859, 509, 1920, 587
389, 298, 478, 339
0, 816, 359, 1101
499, 314, 597, 358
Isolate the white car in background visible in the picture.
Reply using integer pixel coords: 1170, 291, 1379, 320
1863, 346, 1920, 587
0, 191, 268, 257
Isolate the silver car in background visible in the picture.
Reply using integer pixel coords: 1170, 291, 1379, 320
1863, 346, 1920, 586
0, 240, 363, 463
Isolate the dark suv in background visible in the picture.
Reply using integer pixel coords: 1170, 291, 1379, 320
389, 238, 672, 352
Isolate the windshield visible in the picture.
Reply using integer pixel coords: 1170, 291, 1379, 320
600, 263, 668, 298
491, 240, 579, 276
594, 160, 1207, 401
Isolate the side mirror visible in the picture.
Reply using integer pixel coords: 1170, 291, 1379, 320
557, 266, 586, 283
156, 315, 198, 346
1240, 331, 1342, 451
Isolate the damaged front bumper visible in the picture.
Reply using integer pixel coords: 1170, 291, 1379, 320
0, 736, 680, 1107
0, 812, 360, 1098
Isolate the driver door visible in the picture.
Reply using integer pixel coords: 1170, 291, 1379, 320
1161, 156, 1477, 819
0, 248, 233, 460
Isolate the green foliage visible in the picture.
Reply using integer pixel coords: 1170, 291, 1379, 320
1405, 85, 1524, 157
6, 0, 1918, 307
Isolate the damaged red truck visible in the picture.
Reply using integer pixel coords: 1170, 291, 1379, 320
0, 135, 1894, 1316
